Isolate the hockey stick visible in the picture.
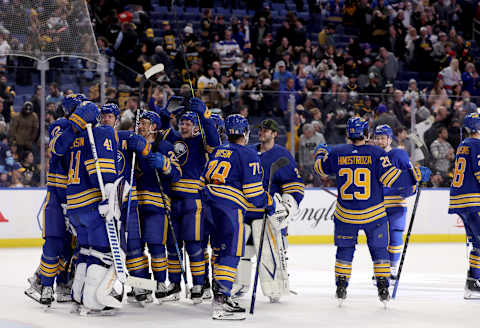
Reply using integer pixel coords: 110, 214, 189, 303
125, 106, 141, 242
392, 185, 422, 299
86, 123, 156, 291
154, 168, 191, 299
250, 156, 290, 315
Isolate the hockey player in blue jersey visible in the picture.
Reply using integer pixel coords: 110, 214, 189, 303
62, 101, 126, 315
157, 97, 220, 303
98, 104, 154, 304
373, 124, 421, 278
201, 114, 276, 320
135, 110, 182, 302
232, 118, 304, 303
449, 113, 480, 299
314, 117, 430, 305
25, 93, 87, 306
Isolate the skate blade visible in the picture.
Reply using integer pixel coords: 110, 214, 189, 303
56, 295, 73, 303
202, 291, 212, 300
192, 298, 203, 305
24, 289, 41, 303
79, 307, 118, 317
159, 294, 180, 303
464, 291, 480, 299
381, 300, 389, 309
336, 298, 345, 307
71, 303, 81, 314
212, 311, 246, 320
269, 296, 281, 303
289, 290, 298, 295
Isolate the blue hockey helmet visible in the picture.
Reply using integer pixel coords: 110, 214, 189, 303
99, 103, 120, 118
374, 124, 393, 138
346, 117, 369, 139
62, 93, 87, 114
140, 110, 161, 129
180, 111, 199, 126
464, 113, 480, 133
225, 114, 249, 136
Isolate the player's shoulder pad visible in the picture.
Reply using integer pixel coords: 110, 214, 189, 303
272, 144, 294, 159
389, 148, 409, 160
94, 125, 116, 138
48, 117, 70, 134
155, 139, 175, 154
116, 130, 131, 140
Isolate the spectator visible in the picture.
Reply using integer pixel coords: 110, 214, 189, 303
379, 47, 399, 82
331, 66, 348, 88
298, 123, 325, 185
439, 58, 462, 92
0, 98, 6, 135
214, 28, 242, 69
318, 24, 336, 50
462, 62, 479, 96
273, 61, 295, 90
428, 79, 448, 106
373, 103, 402, 131
278, 78, 300, 114
9, 101, 39, 155
430, 126, 454, 175
45, 82, 63, 105
392, 126, 415, 157
120, 96, 139, 125
424, 105, 450, 149
18, 150, 40, 187
0, 32, 10, 72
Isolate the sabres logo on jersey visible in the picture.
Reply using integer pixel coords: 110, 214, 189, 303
173, 141, 189, 166
117, 150, 126, 176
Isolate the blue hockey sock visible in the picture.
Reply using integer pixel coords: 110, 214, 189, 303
213, 255, 240, 296
39, 237, 64, 286
388, 229, 403, 265
149, 244, 167, 283
470, 249, 480, 279
126, 249, 149, 279
335, 247, 355, 284
186, 241, 205, 286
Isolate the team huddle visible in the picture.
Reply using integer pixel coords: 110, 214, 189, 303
23, 92, 480, 319
24, 94, 303, 320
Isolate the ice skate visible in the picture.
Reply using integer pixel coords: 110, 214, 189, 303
24, 273, 42, 303
464, 277, 480, 299
55, 282, 72, 303
191, 285, 204, 304
376, 277, 390, 308
212, 293, 246, 320
128, 287, 153, 307
335, 276, 347, 307
202, 278, 212, 300
40, 286, 54, 307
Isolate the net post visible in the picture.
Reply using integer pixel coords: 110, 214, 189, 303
37, 58, 49, 187
98, 55, 108, 105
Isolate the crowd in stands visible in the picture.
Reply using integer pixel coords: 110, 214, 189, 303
0, 0, 479, 188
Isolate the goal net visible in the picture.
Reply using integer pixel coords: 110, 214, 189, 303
0, 0, 100, 62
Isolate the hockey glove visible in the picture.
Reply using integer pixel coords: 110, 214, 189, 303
314, 143, 331, 160
419, 166, 431, 182
265, 193, 276, 216
127, 133, 151, 157
69, 102, 99, 130
189, 97, 211, 119
147, 152, 171, 174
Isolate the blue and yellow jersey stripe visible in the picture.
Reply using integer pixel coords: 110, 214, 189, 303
242, 181, 265, 199
412, 166, 422, 182
171, 178, 204, 194
137, 190, 171, 210
47, 173, 68, 189
384, 195, 407, 208
281, 181, 305, 196
314, 157, 327, 177
67, 188, 102, 210
121, 186, 138, 203
85, 158, 116, 175
69, 113, 87, 130
334, 202, 386, 224
449, 193, 480, 210
379, 167, 402, 188
206, 184, 250, 210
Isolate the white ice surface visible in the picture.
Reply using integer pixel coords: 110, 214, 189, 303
0, 243, 476, 328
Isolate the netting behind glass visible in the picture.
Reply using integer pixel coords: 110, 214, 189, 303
0, 0, 100, 61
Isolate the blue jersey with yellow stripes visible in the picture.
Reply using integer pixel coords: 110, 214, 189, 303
46, 118, 71, 199
449, 138, 480, 214
383, 148, 418, 209
65, 125, 118, 214
315, 143, 414, 225
136, 138, 182, 213
161, 115, 220, 199
246, 144, 304, 218
202, 143, 272, 211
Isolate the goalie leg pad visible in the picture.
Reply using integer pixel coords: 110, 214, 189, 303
84, 264, 122, 310
72, 261, 87, 304
251, 219, 290, 300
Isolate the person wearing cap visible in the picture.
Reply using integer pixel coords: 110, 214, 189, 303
161, 20, 177, 60
372, 103, 402, 131
9, 101, 39, 154
273, 60, 294, 89
231, 118, 304, 303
